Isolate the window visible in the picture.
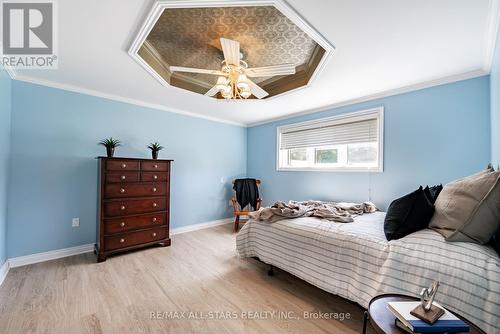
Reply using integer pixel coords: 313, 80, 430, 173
277, 108, 384, 171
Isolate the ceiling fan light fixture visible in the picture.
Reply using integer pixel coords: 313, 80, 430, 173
221, 89, 231, 99
216, 76, 228, 91
236, 74, 249, 90
240, 87, 251, 99
168, 38, 282, 100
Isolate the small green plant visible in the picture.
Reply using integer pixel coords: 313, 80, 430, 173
148, 142, 164, 159
148, 142, 164, 152
99, 137, 121, 157
99, 137, 121, 148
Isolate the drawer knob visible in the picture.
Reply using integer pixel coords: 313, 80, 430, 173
120, 222, 125, 227
153, 175, 158, 180
120, 238, 125, 243
152, 187, 157, 192
120, 205, 126, 211
120, 188, 125, 193
121, 175, 126, 180
152, 202, 157, 207
152, 217, 157, 222
121, 163, 127, 169
154, 164, 158, 169
152, 232, 157, 237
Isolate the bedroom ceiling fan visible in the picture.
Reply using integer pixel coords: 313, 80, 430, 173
169, 37, 296, 100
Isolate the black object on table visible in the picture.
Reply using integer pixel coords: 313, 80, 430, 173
362, 293, 485, 334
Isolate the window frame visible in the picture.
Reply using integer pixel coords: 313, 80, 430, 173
276, 107, 384, 172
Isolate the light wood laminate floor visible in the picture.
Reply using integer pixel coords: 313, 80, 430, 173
0, 224, 369, 334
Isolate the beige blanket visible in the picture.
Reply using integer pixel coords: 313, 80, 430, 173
248, 200, 377, 223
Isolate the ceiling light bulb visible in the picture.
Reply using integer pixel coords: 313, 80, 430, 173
237, 82, 249, 91
216, 76, 227, 91
221, 87, 232, 99
237, 74, 247, 82
240, 91, 251, 99
240, 87, 251, 99
236, 74, 249, 90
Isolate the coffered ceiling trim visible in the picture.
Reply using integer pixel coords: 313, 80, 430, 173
128, 0, 335, 100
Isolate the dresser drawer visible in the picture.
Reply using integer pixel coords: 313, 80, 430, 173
105, 183, 166, 198
104, 198, 166, 217
105, 171, 139, 183
104, 213, 167, 234
141, 161, 168, 171
141, 172, 169, 182
106, 160, 140, 171
105, 227, 167, 251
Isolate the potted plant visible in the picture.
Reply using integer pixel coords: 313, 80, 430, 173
99, 137, 121, 158
148, 142, 164, 160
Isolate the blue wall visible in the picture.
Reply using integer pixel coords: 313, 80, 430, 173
7, 81, 246, 257
0, 66, 12, 267
248, 76, 491, 211
2, 74, 493, 258
491, 23, 500, 168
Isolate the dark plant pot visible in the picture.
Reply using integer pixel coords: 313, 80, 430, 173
106, 147, 115, 158
151, 150, 159, 160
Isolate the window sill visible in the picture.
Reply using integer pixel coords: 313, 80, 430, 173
276, 167, 383, 173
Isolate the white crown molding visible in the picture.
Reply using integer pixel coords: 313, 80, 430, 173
5, 1, 496, 127
8, 244, 94, 268
11, 68, 488, 128
0, 260, 10, 287
483, 0, 500, 72
127, 0, 335, 100
12, 68, 488, 128
4, 67, 16, 80
12, 75, 246, 127
247, 68, 488, 127
0, 43, 17, 79
171, 218, 232, 235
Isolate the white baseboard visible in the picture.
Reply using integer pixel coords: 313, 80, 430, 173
0, 218, 233, 286
8, 244, 95, 268
171, 218, 232, 235
0, 260, 10, 286
7, 219, 233, 268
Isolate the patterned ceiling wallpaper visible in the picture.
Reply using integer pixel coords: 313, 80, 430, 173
145, 6, 319, 85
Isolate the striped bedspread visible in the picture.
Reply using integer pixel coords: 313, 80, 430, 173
236, 212, 500, 333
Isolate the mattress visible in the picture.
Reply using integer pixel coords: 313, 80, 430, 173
236, 212, 500, 333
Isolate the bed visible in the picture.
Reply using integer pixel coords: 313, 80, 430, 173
236, 211, 500, 333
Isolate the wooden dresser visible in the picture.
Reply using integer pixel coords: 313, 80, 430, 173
95, 157, 172, 262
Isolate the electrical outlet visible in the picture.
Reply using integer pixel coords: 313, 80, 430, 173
72, 218, 80, 227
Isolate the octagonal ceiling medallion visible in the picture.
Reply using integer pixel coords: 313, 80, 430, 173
129, 0, 334, 100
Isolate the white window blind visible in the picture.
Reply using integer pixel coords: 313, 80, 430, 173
280, 118, 378, 150
277, 108, 384, 172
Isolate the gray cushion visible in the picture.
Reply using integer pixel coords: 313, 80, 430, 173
429, 168, 500, 244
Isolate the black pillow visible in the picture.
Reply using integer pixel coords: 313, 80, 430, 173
424, 184, 443, 204
489, 229, 500, 257
384, 186, 435, 241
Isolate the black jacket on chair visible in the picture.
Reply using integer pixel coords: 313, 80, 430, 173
233, 178, 259, 210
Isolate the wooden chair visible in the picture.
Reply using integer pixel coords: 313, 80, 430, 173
231, 179, 262, 232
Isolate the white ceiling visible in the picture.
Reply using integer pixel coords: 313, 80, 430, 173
11, 0, 500, 126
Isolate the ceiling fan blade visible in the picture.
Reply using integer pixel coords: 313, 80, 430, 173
247, 79, 269, 99
205, 85, 219, 97
220, 37, 240, 66
170, 66, 226, 76
245, 63, 296, 77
